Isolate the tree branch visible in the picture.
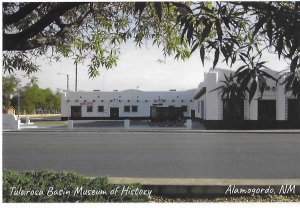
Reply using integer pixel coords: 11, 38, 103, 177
9, 36, 62, 51
3, 2, 87, 51
3, 3, 42, 26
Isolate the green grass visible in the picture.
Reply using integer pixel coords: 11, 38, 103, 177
33, 121, 67, 125
3, 170, 149, 202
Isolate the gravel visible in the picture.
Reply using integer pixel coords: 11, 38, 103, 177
150, 195, 300, 202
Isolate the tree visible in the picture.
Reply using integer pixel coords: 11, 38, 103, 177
19, 82, 61, 114
2, 75, 21, 111
3, 2, 300, 99
211, 73, 247, 122
20, 83, 42, 114
3, 2, 189, 78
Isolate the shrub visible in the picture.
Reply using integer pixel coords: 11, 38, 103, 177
3, 170, 149, 202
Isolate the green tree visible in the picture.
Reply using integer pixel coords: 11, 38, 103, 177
20, 83, 42, 114
39, 88, 61, 113
2, 75, 21, 111
211, 73, 247, 121
52, 90, 62, 113
3, 2, 299, 95
19, 82, 61, 114
2, 2, 300, 108
3, 2, 189, 78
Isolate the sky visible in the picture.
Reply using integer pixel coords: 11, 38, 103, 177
13, 42, 206, 92
11, 41, 289, 93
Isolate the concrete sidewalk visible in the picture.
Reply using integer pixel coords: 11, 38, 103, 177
109, 177, 300, 186
3, 119, 300, 133
6, 126, 300, 133
109, 177, 300, 196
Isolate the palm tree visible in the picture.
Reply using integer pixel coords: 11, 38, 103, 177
211, 73, 248, 121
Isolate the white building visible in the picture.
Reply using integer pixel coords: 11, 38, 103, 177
193, 68, 299, 129
61, 89, 197, 120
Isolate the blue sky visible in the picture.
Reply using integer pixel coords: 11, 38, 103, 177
13, 41, 289, 92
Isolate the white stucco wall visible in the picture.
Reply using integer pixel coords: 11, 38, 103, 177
3, 114, 20, 130
194, 67, 290, 121
61, 89, 196, 119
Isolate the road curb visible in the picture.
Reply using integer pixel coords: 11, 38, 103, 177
109, 178, 300, 197
4, 129, 300, 133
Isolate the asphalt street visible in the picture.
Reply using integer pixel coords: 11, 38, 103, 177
3, 132, 300, 179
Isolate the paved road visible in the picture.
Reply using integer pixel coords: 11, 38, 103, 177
3, 132, 300, 179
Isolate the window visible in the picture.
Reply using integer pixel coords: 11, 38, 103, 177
223, 99, 244, 121
258, 100, 276, 121
124, 106, 130, 112
87, 106, 93, 112
288, 99, 298, 121
98, 106, 104, 112
182, 105, 188, 112
201, 100, 205, 118
132, 106, 138, 112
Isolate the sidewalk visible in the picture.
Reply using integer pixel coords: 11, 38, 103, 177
5, 127, 300, 134
3, 123, 300, 133
108, 177, 300, 196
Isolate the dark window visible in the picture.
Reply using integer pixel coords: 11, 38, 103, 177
132, 106, 138, 112
288, 99, 298, 121
182, 105, 188, 112
258, 100, 276, 121
71, 106, 81, 119
201, 100, 205, 118
124, 106, 130, 112
87, 106, 93, 112
223, 99, 244, 120
98, 106, 104, 112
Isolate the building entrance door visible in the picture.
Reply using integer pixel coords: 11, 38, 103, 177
258, 100, 276, 121
288, 99, 299, 128
191, 110, 195, 120
110, 108, 119, 119
71, 106, 81, 119
258, 100, 276, 128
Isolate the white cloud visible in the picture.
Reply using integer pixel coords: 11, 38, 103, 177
11, 43, 288, 92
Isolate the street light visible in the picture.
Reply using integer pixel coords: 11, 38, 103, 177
57, 73, 70, 91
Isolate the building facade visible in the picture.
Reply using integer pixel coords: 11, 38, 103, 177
194, 68, 299, 129
61, 89, 197, 120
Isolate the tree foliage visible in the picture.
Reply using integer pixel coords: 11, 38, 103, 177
2, 75, 21, 109
2, 75, 61, 114
20, 83, 61, 114
3, 2, 189, 77
154, 1, 300, 100
2, 2, 300, 99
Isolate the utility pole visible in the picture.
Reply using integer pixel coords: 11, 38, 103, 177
75, 61, 78, 91
57, 73, 69, 91
17, 90, 20, 117
67, 74, 69, 91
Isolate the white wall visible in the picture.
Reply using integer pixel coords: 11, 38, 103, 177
61, 89, 196, 118
194, 67, 289, 121
204, 72, 219, 120
3, 114, 20, 130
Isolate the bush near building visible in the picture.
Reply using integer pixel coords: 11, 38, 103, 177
3, 170, 149, 202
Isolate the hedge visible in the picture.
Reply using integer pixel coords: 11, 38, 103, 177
3, 170, 150, 202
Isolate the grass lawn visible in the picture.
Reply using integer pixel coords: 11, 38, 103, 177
33, 121, 67, 125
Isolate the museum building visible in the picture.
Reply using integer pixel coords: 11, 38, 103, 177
60, 68, 299, 129
193, 68, 299, 129
60, 89, 197, 121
